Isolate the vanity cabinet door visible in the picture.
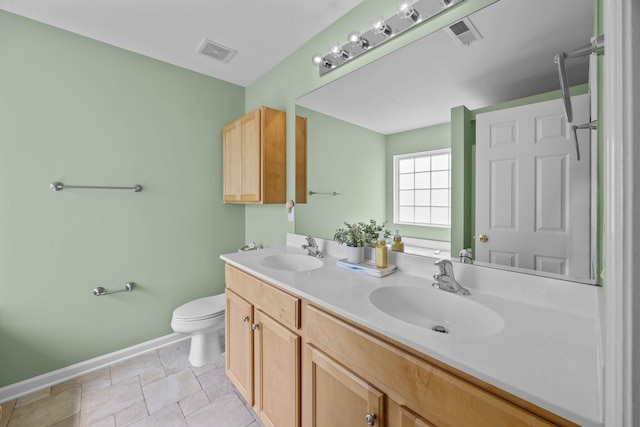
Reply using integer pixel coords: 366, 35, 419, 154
254, 310, 300, 427
307, 345, 385, 427
225, 289, 254, 405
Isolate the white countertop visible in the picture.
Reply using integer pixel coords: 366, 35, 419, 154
220, 234, 603, 427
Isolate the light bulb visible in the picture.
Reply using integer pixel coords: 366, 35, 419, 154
370, 16, 392, 37
398, 0, 419, 22
311, 52, 324, 66
330, 42, 349, 59
347, 31, 361, 44
347, 31, 369, 49
311, 52, 332, 69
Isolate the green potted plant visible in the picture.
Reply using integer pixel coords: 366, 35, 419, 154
334, 219, 390, 264
333, 222, 366, 264
359, 219, 391, 246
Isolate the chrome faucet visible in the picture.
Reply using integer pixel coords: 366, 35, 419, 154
432, 259, 470, 295
458, 248, 473, 264
302, 236, 324, 259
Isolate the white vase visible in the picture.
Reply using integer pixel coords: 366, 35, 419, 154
345, 246, 365, 264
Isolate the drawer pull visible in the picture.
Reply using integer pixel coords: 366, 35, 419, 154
241, 315, 249, 322
365, 412, 376, 426
251, 323, 260, 330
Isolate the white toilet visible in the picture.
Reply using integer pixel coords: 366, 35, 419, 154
171, 294, 226, 367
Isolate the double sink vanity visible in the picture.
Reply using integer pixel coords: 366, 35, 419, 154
220, 234, 602, 427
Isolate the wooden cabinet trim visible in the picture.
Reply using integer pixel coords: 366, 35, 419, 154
399, 405, 436, 427
226, 264, 300, 330
261, 106, 286, 204
295, 115, 307, 204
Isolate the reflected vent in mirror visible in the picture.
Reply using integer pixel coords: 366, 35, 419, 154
445, 17, 482, 47
198, 39, 237, 63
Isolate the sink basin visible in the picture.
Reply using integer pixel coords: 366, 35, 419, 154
369, 286, 504, 337
259, 254, 323, 272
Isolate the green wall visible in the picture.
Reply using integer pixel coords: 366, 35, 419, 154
0, 0, 498, 388
0, 11, 245, 387
244, 0, 498, 248
295, 107, 386, 240
386, 123, 452, 241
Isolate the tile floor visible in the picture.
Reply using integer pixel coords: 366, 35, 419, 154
0, 339, 261, 427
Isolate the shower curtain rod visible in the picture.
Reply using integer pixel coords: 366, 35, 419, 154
554, 34, 605, 123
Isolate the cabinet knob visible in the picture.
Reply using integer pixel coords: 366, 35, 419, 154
364, 412, 376, 426
241, 315, 249, 322
251, 323, 259, 330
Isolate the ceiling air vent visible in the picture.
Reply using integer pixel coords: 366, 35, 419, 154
197, 39, 237, 63
445, 17, 483, 48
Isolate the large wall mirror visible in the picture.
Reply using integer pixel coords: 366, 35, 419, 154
295, 0, 598, 284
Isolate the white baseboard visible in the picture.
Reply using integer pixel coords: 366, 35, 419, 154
0, 333, 189, 404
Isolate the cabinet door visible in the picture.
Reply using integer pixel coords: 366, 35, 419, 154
308, 345, 385, 427
254, 310, 301, 427
399, 406, 435, 427
239, 109, 261, 202
222, 122, 241, 202
225, 290, 254, 405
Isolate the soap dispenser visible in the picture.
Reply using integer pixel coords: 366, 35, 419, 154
375, 231, 388, 268
391, 229, 404, 252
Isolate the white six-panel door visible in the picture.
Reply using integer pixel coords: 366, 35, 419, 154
475, 94, 591, 278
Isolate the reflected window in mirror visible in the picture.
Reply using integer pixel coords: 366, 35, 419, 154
394, 149, 451, 227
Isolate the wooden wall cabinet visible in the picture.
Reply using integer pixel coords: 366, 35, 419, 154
225, 265, 300, 427
223, 106, 286, 204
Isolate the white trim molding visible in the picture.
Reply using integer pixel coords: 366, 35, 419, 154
603, 0, 640, 425
0, 333, 188, 404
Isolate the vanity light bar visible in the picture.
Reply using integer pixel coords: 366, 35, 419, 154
312, 0, 464, 76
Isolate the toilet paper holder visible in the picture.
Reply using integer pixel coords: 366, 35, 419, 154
93, 282, 135, 296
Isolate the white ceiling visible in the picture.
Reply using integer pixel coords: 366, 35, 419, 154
0, 0, 362, 87
1, 0, 595, 132
297, 0, 595, 134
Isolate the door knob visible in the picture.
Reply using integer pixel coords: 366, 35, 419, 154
479, 234, 489, 243
365, 412, 376, 426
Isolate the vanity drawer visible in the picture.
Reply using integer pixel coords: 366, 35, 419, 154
305, 304, 562, 427
225, 264, 300, 330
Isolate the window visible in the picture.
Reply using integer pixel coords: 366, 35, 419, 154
393, 149, 451, 227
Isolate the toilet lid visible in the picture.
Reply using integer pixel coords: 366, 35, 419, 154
173, 294, 225, 321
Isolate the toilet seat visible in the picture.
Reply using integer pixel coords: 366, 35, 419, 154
173, 294, 225, 322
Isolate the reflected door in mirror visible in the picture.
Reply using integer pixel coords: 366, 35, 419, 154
475, 95, 592, 278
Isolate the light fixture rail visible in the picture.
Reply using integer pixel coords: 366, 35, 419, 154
312, 0, 464, 76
